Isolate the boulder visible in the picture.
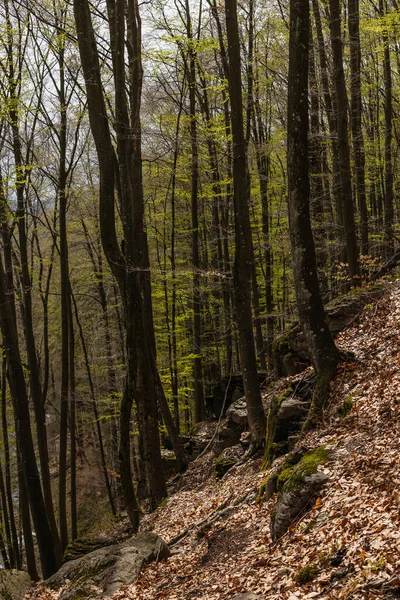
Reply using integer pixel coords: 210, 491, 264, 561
208, 374, 267, 418
232, 593, 260, 600
226, 397, 247, 426
46, 532, 170, 599
277, 398, 309, 421
270, 447, 330, 541
263, 388, 311, 467
0, 569, 31, 600
273, 285, 386, 376
215, 445, 244, 479
214, 420, 242, 455
271, 472, 328, 541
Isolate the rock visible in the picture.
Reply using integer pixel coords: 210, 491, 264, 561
0, 570, 31, 600
208, 374, 267, 418
231, 593, 260, 600
271, 471, 328, 541
273, 285, 386, 376
215, 445, 244, 479
270, 446, 330, 540
277, 398, 309, 421
161, 450, 178, 477
214, 420, 242, 455
46, 532, 170, 599
226, 397, 248, 426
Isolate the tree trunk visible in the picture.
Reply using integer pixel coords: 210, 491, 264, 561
225, 0, 266, 450
348, 0, 369, 255
287, 0, 340, 422
329, 0, 360, 281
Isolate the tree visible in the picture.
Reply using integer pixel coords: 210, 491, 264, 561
287, 0, 340, 418
225, 0, 266, 451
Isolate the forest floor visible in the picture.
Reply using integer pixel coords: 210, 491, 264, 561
29, 280, 400, 600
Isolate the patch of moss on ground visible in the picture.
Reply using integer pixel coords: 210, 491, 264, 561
296, 563, 318, 585
338, 396, 354, 417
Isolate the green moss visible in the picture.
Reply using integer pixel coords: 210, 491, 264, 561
338, 396, 353, 417
262, 388, 292, 469
215, 453, 237, 480
256, 471, 278, 503
277, 446, 329, 494
277, 467, 294, 491
296, 563, 318, 585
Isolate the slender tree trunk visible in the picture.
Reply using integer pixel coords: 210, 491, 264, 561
329, 0, 360, 280
348, 0, 369, 255
379, 0, 394, 251
287, 0, 340, 421
0, 255, 57, 577
225, 0, 266, 450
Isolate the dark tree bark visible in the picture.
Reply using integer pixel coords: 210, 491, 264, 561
379, 0, 394, 251
183, 0, 205, 423
3, 0, 61, 559
287, 0, 340, 419
0, 254, 57, 577
329, 0, 360, 281
225, 0, 266, 450
348, 0, 369, 254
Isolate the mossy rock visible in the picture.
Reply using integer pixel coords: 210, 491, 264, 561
262, 389, 290, 469
257, 471, 279, 503
262, 386, 310, 469
270, 446, 330, 541
215, 445, 244, 480
47, 532, 170, 600
276, 447, 329, 494
64, 537, 113, 562
0, 571, 31, 600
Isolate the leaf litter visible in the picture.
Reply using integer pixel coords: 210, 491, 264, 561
27, 281, 400, 599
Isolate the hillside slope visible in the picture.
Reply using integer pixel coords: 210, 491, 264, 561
29, 282, 400, 600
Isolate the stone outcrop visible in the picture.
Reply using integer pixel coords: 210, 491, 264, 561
273, 285, 386, 376
0, 569, 31, 600
215, 445, 244, 480
46, 532, 170, 599
269, 447, 330, 541
263, 374, 313, 467
226, 397, 247, 426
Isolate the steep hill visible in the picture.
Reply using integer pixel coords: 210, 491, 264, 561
28, 282, 400, 600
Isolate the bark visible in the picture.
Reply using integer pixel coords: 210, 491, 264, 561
0, 252, 57, 577
225, 0, 266, 449
287, 0, 340, 420
348, 0, 369, 254
379, 0, 394, 251
329, 0, 360, 280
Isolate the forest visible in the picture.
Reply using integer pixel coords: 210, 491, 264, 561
0, 0, 398, 593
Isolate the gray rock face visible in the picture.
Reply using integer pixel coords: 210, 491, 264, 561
277, 398, 309, 421
46, 532, 170, 599
271, 472, 328, 541
226, 397, 248, 426
214, 420, 242, 455
0, 569, 31, 600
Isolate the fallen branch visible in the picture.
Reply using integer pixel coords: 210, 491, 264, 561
168, 490, 253, 547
